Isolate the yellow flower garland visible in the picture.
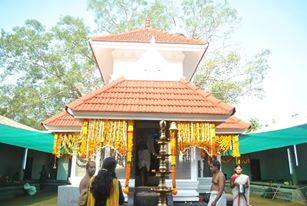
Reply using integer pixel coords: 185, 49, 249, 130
216, 134, 240, 157
53, 119, 129, 160
169, 122, 177, 195
78, 119, 128, 159
124, 120, 134, 194
176, 122, 218, 156
53, 132, 81, 158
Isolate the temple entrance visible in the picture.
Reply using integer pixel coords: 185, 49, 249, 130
134, 120, 160, 187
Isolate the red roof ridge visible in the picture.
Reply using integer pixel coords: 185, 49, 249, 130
217, 116, 251, 130
66, 78, 126, 110
41, 110, 66, 126
90, 27, 206, 45
91, 28, 144, 40
181, 80, 235, 115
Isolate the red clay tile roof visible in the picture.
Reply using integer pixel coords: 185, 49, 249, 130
91, 28, 206, 45
42, 111, 81, 127
66, 79, 234, 116
216, 116, 250, 131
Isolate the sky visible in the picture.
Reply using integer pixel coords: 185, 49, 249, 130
0, 0, 306, 125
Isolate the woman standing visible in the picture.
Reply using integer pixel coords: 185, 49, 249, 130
87, 157, 125, 206
230, 164, 250, 206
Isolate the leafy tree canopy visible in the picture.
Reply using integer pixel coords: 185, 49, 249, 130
0, 17, 98, 128
0, 0, 270, 128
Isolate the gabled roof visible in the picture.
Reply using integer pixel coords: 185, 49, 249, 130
91, 28, 206, 45
0, 115, 37, 131
216, 116, 250, 134
66, 79, 235, 121
42, 111, 81, 132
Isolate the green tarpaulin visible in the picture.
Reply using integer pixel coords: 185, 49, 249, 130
239, 124, 307, 154
0, 124, 54, 153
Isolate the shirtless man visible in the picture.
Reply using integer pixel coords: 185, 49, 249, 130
208, 159, 226, 206
79, 161, 96, 194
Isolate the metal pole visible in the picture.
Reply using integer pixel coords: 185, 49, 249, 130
287, 148, 293, 175
293, 145, 299, 166
20, 148, 28, 180
287, 147, 298, 185
22, 148, 28, 170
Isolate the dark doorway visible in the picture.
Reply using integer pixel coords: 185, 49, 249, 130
24, 157, 33, 180
250, 159, 261, 181
202, 157, 211, 177
134, 121, 160, 187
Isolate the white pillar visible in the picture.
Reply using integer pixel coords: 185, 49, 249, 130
293, 145, 299, 166
22, 148, 28, 170
95, 150, 101, 175
20, 148, 28, 180
70, 151, 77, 179
190, 147, 198, 181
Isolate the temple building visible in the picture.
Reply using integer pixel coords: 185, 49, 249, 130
42, 21, 250, 204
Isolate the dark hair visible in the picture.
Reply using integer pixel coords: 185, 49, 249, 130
91, 157, 117, 202
212, 159, 221, 170
234, 164, 242, 169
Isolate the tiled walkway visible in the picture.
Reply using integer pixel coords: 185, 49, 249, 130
1, 192, 305, 206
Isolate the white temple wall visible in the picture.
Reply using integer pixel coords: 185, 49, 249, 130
111, 49, 184, 81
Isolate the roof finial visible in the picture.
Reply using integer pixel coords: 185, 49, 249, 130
145, 16, 151, 29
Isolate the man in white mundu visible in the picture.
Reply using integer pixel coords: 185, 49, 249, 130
230, 164, 250, 206
208, 159, 227, 206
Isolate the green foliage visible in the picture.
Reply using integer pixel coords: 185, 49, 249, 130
88, 0, 176, 33
0, 0, 271, 128
0, 17, 98, 128
87, 0, 271, 104
248, 118, 262, 132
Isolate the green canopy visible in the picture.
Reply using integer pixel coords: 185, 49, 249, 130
239, 124, 307, 154
0, 124, 54, 153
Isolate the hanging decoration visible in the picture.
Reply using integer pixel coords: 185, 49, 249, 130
221, 156, 250, 165
53, 132, 80, 158
123, 120, 133, 194
216, 134, 241, 158
169, 122, 178, 195
52, 120, 128, 160
78, 119, 128, 159
176, 122, 218, 157
232, 135, 240, 158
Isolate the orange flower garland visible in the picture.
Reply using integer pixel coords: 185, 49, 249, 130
78, 119, 128, 159
53, 132, 81, 158
176, 122, 218, 156
124, 120, 134, 194
169, 122, 178, 195
232, 135, 240, 157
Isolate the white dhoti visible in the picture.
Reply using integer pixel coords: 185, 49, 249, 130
208, 191, 227, 206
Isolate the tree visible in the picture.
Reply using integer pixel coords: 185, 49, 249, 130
87, 0, 271, 103
248, 118, 262, 132
0, 17, 98, 128
1, 0, 271, 128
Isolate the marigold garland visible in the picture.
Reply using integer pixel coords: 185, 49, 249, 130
176, 122, 218, 157
124, 120, 134, 194
53, 119, 128, 160
169, 123, 177, 195
53, 132, 81, 158
232, 135, 240, 157
78, 119, 128, 159
215, 134, 240, 157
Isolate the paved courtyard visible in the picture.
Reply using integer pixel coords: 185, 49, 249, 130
1, 192, 305, 206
